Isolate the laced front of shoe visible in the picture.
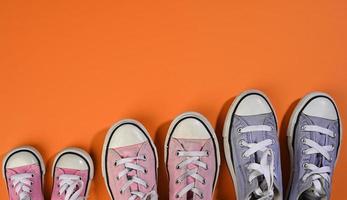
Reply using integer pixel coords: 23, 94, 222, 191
239, 125, 275, 200
115, 155, 158, 200
300, 125, 336, 198
10, 173, 34, 200
57, 174, 85, 200
174, 150, 209, 199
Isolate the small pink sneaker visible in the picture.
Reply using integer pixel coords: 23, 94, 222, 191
102, 119, 159, 200
2, 146, 45, 200
51, 148, 94, 200
165, 112, 221, 200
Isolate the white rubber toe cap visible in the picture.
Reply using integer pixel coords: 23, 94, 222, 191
235, 94, 272, 116
303, 97, 338, 120
172, 118, 211, 139
6, 151, 38, 168
109, 124, 147, 148
56, 153, 89, 170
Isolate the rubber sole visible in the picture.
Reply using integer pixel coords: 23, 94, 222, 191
101, 119, 159, 200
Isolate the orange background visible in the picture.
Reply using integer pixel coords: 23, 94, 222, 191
1, 0, 347, 199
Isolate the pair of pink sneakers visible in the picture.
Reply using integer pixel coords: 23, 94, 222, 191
102, 112, 221, 200
3, 147, 94, 200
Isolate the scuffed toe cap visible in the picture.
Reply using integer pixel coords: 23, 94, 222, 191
172, 118, 211, 139
303, 97, 338, 120
235, 94, 272, 116
6, 151, 38, 168
109, 124, 147, 148
56, 153, 89, 170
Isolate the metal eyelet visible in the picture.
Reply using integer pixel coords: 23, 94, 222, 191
143, 155, 147, 160
239, 140, 245, 146
175, 194, 180, 198
302, 163, 308, 168
199, 194, 204, 199
144, 168, 148, 174
176, 165, 180, 169
202, 178, 206, 185
206, 151, 209, 156
175, 179, 180, 184
301, 138, 306, 143
237, 128, 242, 133
176, 151, 180, 156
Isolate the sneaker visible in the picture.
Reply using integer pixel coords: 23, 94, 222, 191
287, 92, 342, 200
51, 147, 94, 200
223, 90, 283, 199
2, 146, 45, 200
102, 119, 159, 200
165, 112, 221, 200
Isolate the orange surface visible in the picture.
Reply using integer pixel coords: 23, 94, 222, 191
0, 0, 347, 199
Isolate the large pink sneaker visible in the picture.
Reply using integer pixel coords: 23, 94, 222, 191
51, 148, 94, 200
2, 146, 45, 200
102, 119, 159, 200
165, 112, 221, 200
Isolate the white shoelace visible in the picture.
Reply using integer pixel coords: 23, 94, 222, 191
175, 150, 209, 199
10, 173, 34, 200
115, 155, 158, 200
301, 125, 335, 197
239, 125, 275, 200
58, 174, 84, 200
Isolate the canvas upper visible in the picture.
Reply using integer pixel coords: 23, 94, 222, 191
51, 148, 93, 200
287, 93, 341, 200
224, 90, 283, 200
3, 147, 45, 200
165, 112, 220, 200
103, 120, 158, 200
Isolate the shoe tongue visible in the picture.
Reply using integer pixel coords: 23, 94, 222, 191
304, 115, 334, 167
238, 115, 276, 199
113, 143, 143, 158
176, 138, 207, 151
300, 186, 326, 200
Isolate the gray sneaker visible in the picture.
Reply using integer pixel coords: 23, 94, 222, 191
287, 92, 342, 200
223, 90, 283, 200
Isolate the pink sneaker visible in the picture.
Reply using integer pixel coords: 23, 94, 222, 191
51, 148, 94, 200
2, 146, 45, 200
102, 119, 159, 200
165, 112, 221, 200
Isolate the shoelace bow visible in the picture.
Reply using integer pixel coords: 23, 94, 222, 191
301, 125, 335, 197
58, 174, 84, 200
239, 125, 275, 200
175, 150, 209, 199
10, 173, 34, 200
115, 155, 158, 200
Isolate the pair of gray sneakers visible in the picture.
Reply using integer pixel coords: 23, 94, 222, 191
223, 90, 341, 200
